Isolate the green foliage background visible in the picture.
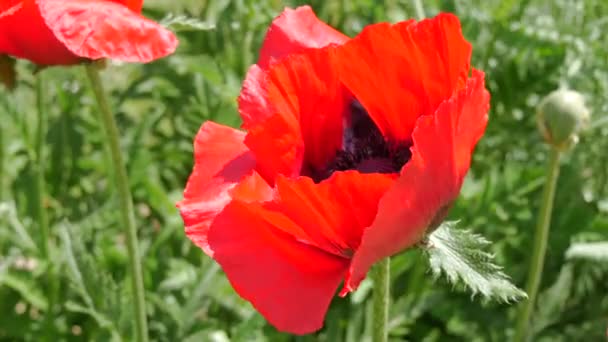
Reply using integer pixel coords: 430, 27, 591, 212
1, 0, 607, 340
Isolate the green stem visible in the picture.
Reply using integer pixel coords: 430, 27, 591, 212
36, 74, 58, 339
0, 112, 4, 201
35, 74, 50, 260
371, 258, 390, 342
406, 252, 427, 299
85, 64, 149, 342
513, 148, 561, 342
411, 0, 426, 20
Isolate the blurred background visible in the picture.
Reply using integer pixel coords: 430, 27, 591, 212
1, 0, 607, 340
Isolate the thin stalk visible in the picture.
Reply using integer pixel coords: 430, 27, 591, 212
412, 0, 426, 20
35, 74, 50, 260
513, 148, 562, 342
0, 114, 4, 200
85, 64, 148, 342
36, 74, 58, 338
371, 258, 390, 342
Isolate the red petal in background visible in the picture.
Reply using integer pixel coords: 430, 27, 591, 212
37, 0, 178, 63
258, 6, 348, 69
337, 13, 471, 142
0, 0, 23, 18
207, 170, 393, 334
344, 70, 490, 292
111, 0, 143, 12
239, 6, 349, 128
244, 48, 348, 183
177, 122, 256, 255
0, 0, 82, 65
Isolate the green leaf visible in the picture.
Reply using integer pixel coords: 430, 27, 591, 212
422, 221, 527, 302
0, 273, 48, 310
533, 263, 574, 334
0, 202, 38, 252
565, 241, 608, 262
161, 14, 216, 32
65, 301, 121, 341
183, 329, 229, 342
59, 223, 126, 339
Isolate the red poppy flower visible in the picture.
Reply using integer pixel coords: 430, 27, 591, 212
178, 6, 490, 335
0, 0, 177, 65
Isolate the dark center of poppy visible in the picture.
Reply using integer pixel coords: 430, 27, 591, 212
310, 101, 412, 183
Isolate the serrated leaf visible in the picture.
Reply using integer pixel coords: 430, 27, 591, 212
0, 201, 38, 252
161, 14, 215, 32
59, 223, 94, 308
422, 221, 526, 302
565, 241, 608, 261
533, 263, 574, 334
0, 273, 48, 310
59, 223, 126, 339
65, 301, 121, 341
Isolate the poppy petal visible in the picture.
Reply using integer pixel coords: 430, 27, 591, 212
209, 200, 349, 334
337, 13, 471, 142
115, 0, 143, 12
244, 109, 303, 184
239, 6, 349, 128
177, 122, 256, 254
36, 0, 178, 63
269, 172, 395, 255
207, 170, 393, 333
244, 48, 348, 182
238, 64, 271, 127
0, 0, 22, 18
258, 6, 348, 69
267, 48, 348, 174
0, 0, 81, 65
344, 69, 490, 292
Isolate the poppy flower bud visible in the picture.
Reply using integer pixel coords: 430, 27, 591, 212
537, 89, 590, 150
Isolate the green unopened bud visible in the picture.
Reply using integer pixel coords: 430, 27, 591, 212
537, 89, 590, 150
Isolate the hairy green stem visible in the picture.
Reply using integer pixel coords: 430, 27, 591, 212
36, 74, 58, 339
513, 148, 561, 342
412, 0, 426, 20
85, 64, 149, 342
0, 113, 3, 201
35, 74, 50, 261
372, 258, 390, 342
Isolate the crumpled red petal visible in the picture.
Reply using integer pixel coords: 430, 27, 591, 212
209, 200, 348, 335
239, 6, 349, 128
177, 122, 255, 254
113, 0, 143, 12
344, 69, 490, 292
258, 6, 348, 69
269, 172, 395, 256
0, 0, 23, 18
0, 0, 82, 65
337, 13, 471, 142
244, 48, 348, 183
207, 170, 393, 334
238, 64, 271, 128
37, 0, 178, 63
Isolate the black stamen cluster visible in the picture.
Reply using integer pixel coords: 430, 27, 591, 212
310, 101, 412, 183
